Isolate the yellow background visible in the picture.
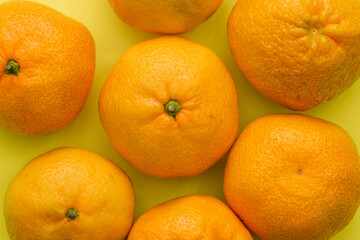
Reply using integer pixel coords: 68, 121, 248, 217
0, 0, 360, 239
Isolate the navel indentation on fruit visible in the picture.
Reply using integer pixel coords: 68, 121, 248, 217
294, 13, 341, 55
310, 26, 319, 34
297, 169, 303, 175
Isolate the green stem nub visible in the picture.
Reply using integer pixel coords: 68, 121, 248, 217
4, 59, 20, 75
164, 99, 182, 119
66, 208, 79, 221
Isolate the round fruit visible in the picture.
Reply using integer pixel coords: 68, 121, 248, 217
228, 0, 360, 110
0, 0, 95, 135
224, 114, 360, 240
99, 36, 239, 178
128, 194, 253, 240
3, 148, 135, 240
107, 0, 223, 34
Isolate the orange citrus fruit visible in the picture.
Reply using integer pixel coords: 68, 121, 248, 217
107, 0, 223, 34
228, 0, 360, 110
99, 36, 239, 178
0, 0, 95, 135
224, 114, 360, 240
3, 147, 135, 240
128, 194, 253, 240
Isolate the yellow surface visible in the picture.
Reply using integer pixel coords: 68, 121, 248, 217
0, 0, 359, 239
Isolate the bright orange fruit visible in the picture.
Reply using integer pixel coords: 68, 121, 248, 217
128, 195, 253, 240
224, 114, 360, 240
3, 147, 135, 240
228, 0, 360, 110
0, 0, 95, 135
107, 0, 223, 34
99, 36, 239, 178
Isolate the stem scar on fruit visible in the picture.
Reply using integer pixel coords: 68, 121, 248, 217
66, 208, 79, 221
4, 59, 20, 75
164, 99, 182, 119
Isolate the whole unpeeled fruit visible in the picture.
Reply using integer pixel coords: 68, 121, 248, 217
3, 148, 135, 240
224, 114, 360, 240
107, 0, 223, 34
228, 0, 360, 110
128, 195, 253, 240
0, 0, 95, 135
99, 36, 239, 178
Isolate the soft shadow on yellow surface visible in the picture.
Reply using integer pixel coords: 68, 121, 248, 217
0, 0, 359, 239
